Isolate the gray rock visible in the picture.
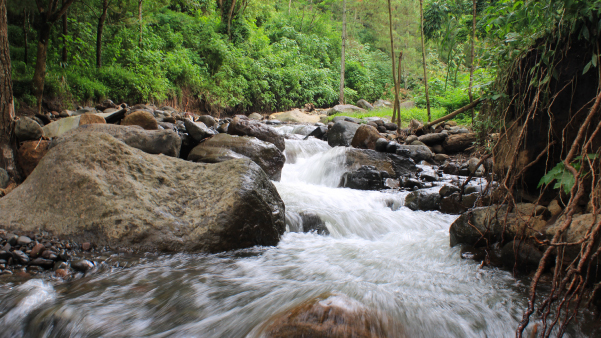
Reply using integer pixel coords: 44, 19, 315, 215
71, 259, 95, 272
228, 117, 285, 151
439, 185, 461, 197
12, 250, 29, 264
197, 115, 217, 127
184, 119, 217, 142
386, 141, 400, 154
15, 117, 44, 141
188, 133, 285, 181
72, 107, 98, 116
500, 240, 543, 270
410, 140, 426, 146
217, 122, 229, 133
17, 236, 31, 246
375, 138, 389, 152
405, 135, 418, 143
304, 126, 327, 141
326, 104, 366, 116
419, 167, 439, 182
299, 212, 329, 235
418, 133, 447, 145
339, 166, 390, 190
49, 124, 182, 157
328, 121, 361, 147
373, 99, 392, 109
30, 257, 54, 269
248, 113, 262, 120
404, 190, 441, 211
384, 123, 398, 131
0, 168, 9, 189
395, 145, 433, 162
345, 149, 417, 178
356, 99, 374, 110
332, 116, 363, 124
0, 132, 286, 252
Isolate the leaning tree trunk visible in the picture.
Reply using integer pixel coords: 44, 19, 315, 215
32, 19, 51, 114
419, 0, 431, 122
468, 0, 476, 125
338, 0, 347, 105
0, 0, 20, 182
97, 0, 109, 68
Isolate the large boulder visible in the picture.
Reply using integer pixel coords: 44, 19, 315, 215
0, 132, 285, 253
339, 165, 390, 190
197, 115, 217, 127
373, 99, 392, 109
17, 140, 50, 177
269, 109, 321, 124
350, 125, 381, 150
257, 293, 402, 338
79, 113, 106, 126
443, 133, 477, 152
395, 145, 433, 162
183, 119, 216, 142
228, 117, 285, 151
122, 111, 159, 130
417, 132, 447, 145
188, 133, 285, 181
355, 99, 374, 110
326, 104, 366, 116
345, 149, 417, 178
328, 121, 360, 147
49, 124, 181, 157
404, 190, 441, 211
15, 117, 44, 141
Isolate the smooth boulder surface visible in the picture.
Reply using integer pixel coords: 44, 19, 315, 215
356, 99, 374, 110
339, 165, 389, 190
49, 124, 181, 157
122, 111, 159, 130
184, 119, 216, 142
418, 133, 447, 145
228, 117, 285, 151
15, 117, 44, 141
79, 113, 107, 126
197, 115, 217, 127
17, 140, 50, 177
350, 125, 381, 150
0, 132, 286, 252
326, 104, 366, 116
396, 144, 433, 162
404, 190, 441, 211
346, 149, 417, 178
443, 133, 477, 152
187, 146, 249, 163
269, 109, 321, 124
189, 133, 285, 181
328, 121, 361, 147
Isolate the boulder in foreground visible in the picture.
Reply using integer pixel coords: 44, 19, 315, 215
0, 132, 285, 253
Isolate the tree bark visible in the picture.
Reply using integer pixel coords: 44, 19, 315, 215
396, 52, 402, 127
387, 0, 400, 124
423, 99, 483, 129
419, 0, 431, 122
138, 0, 143, 46
0, 0, 20, 182
23, 9, 29, 65
227, 0, 237, 41
338, 0, 346, 105
62, 0, 67, 63
469, 0, 477, 125
97, 0, 109, 68
288, 0, 291, 15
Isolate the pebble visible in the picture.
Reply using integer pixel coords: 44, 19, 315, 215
12, 250, 29, 264
71, 259, 95, 272
30, 243, 45, 258
17, 236, 32, 246
55, 269, 69, 278
30, 258, 55, 269
82, 242, 92, 251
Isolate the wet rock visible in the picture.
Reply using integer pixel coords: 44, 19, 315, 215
350, 125, 381, 150
0, 132, 286, 253
442, 162, 460, 175
386, 141, 399, 154
122, 111, 159, 130
375, 138, 389, 152
189, 134, 285, 181
356, 99, 374, 110
228, 117, 285, 151
418, 133, 446, 145
17, 236, 32, 246
339, 166, 389, 190
79, 114, 106, 126
299, 212, 329, 235
460, 246, 487, 261
259, 293, 401, 338
440, 192, 480, 214
328, 121, 361, 147
103, 108, 127, 123
401, 177, 423, 190
55, 268, 69, 278
41, 250, 57, 260
71, 259, 95, 272
346, 149, 417, 178
0, 168, 9, 189
443, 133, 476, 152
419, 167, 439, 182
17, 140, 50, 178
303, 126, 327, 140
15, 117, 44, 141
434, 153, 449, 162
384, 122, 398, 131
404, 190, 441, 211
395, 145, 433, 162
30, 258, 54, 269
12, 250, 29, 264
217, 122, 229, 133
248, 113, 262, 120
184, 119, 216, 142
500, 240, 543, 270
439, 185, 461, 197
49, 124, 181, 157
0, 250, 11, 260
326, 104, 366, 116
197, 115, 217, 127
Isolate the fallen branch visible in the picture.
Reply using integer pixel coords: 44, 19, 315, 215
422, 99, 484, 129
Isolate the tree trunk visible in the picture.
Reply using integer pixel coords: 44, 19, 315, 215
62, 1, 67, 63
138, 0, 143, 46
32, 20, 51, 114
396, 52, 402, 127
387, 0, 400, 123
288, 0, 291, 15
23, 9, 28, 65
419, 0, 431, 122
227, 0, 237, 41
469, 0, 477, 125
0, 0, 20, 182
97, 0, 109, 68
338, 0, 347, 105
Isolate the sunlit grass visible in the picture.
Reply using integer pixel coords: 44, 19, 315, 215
327, 106, 467, 127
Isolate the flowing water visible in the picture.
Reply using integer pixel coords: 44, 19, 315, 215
0, 135, 595, 337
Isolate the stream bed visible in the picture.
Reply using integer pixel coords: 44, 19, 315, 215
0, 136, 596, 337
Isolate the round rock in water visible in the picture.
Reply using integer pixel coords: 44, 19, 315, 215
15, 117, 44, 141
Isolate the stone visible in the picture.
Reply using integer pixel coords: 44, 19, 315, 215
500, 240, 544, 270
404, 190, 441, 211
78, 113, 106, 126
418, 133, 447, 145
17, 236, 31, 246
30, 258, 55, 269
81, 242, 91, 251
384, 122, 398, 131
345, 149, 417, 178
443, 133, 477, 152
303, 126, 327, 141
350, 125, 381, 150
17, 140, 50, 177
545, 213, 599, 264
71, 259, 95, 272
299, 212, 329, 235
399, 101, 415, 109
188, 133, 285, 181
0, 168, 9, 189
217, 122, 229, 133
12, 250, 29, 264
42, 116, 82, 138
49, 124, 181, 157
30, 243, 45, 258
55, 269, 69, 278
103, 108, 127, 123
197, 115, 217, 127
395, 145, 433, 162
269, 109, 321, 124
408, 119, 423, 130
248, 113, 262, 120
439, 185, 461, 197
73, 107, 98, 116
15, 117, 44, 141
258, 293, 401, 338
228, 117, 285, 151
326, 104, 366, 116
328, 121, 360, 147
184, 119, 216, 142
59, 110, 73, 117
547, 199, 563, 217
375, 138, 389, 152
468, 158, 483, 174
0, 132, 286, 252
419, 167, 439, 182
188, 146, 249, 164
95, 99, 117, 111
434, 153, 449, 162
373, 99, 393, 108
355, 99, 374, 110
339, 166, 389, 190
122, 111, 158, 130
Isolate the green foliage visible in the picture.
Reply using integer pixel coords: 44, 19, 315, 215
538, 154, 599, 194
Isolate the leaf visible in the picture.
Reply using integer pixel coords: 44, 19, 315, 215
593, 55, 598, 68
582, 25, 590, 40
583, 61, 592, 75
